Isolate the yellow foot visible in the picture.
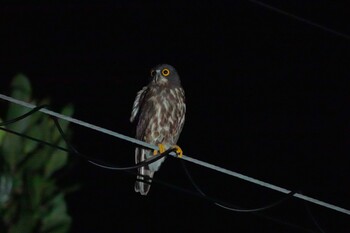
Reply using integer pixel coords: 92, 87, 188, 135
172, 145, 183, 158
153, 144, 166, 156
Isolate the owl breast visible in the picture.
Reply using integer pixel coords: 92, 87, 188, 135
142, 87, 185, 152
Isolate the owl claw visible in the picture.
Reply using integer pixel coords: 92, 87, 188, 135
152, 144, 182, 157
172, 145, 183, 158
153, 144, 166, 156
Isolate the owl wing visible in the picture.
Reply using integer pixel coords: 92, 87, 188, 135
173, 88, 186, 143
130, 86, 154, 195
130, 86, 148, 123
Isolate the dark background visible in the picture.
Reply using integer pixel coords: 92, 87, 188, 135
1, 1, 349, 233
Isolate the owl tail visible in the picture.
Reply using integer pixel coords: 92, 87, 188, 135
134, 148, 154, 195
135, 168, 154, 195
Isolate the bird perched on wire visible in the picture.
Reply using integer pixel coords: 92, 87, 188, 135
130, 64, 186, 195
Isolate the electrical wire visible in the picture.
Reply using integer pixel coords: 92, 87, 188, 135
180, 160, 296, 212
0, 126, 69, 152
0, 129, 317, 233
54, 115, 296, 213
52, 116, 177, 171
0, 104, 174, 171
0, 115, 316, 233
0, 93, 350, 216
247, 0, 350, 40
0, 2, 347, 229
0, 104, 49, 126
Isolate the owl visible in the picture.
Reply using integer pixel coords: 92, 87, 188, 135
130, 64, 186, 195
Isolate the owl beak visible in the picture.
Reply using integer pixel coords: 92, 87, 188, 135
154, 70, 161, 83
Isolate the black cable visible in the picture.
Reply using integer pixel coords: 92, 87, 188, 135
179, 160, 316, 233
0, 105, 49, 126
0, 105, 174, 171
247, 0, 350, 40
56, 118, 300, 213
0, 103, 176, 169
52, 116, 175, 171
180, 160, 296, 213
0, 117, 317, 233
0, 106, 313, 232
0, 126, 69, 152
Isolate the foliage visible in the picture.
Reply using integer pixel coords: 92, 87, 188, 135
0, 74, 75, 233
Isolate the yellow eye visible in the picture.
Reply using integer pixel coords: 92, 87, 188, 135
150, 69, 156, 77
162, 68, 170, 77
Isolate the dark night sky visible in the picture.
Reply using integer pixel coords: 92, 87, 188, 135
1, 1, 350, 233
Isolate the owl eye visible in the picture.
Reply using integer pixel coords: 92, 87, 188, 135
162, 68, 170, 77
150, 69, 156, 77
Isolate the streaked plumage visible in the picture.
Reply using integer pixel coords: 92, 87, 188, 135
130, 64, 186, 195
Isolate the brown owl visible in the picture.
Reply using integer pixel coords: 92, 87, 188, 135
130, 64, 186, 195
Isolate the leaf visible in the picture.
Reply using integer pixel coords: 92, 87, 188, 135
1, 74, 33, 169
6, 74, 33, 133
8, 211, 37, 233
58, 104, 74, 130
41, 180, 57, 202
25, 98, 51, 132
23, 125, 43, 154
44, 141, 68, 178
27, 175, 45, 209
22, 148, 51, 172
41, 194, 71, 233
50, 104, 74, 143
0, 118, 6, 146
1, 134, 24, 170
1, 75, 76, 233
10, 74, 32, 99
39, 115, 51, 143
20, 106, 54, 171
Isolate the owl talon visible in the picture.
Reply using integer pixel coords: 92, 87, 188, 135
172, 145, 183, 158
153, 144, 166, 156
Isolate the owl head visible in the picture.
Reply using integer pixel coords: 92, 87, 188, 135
150, 64, 181, 87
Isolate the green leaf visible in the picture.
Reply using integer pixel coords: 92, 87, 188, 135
27, 175, 44, 209
44, 141, 68, 178
8, 211, 37, 233
39, 115, 51, 143
1, 134, 24, 170
1, 76, 76, 233
41, 194, 71, 233
20, 115, 53, 171
10, 74, 32, 100
25, 99, 51, 132
1, 74, 34, 169
23, 125, 43, 154
41, 180, 57, 202
58, 104, 74, 130
50, 104, 74, 143
0, 118, 6, 146
6, 74, 33, 133
22, 148, 51, 172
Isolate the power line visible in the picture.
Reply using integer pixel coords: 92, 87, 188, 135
55, 115, 297, 214
180, 160, 297, 212
0, 121, 318, 233
247, 0, 350, 40
0, 93, 349, 216
0, 105, 174, 171
0, 93, 156, 151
